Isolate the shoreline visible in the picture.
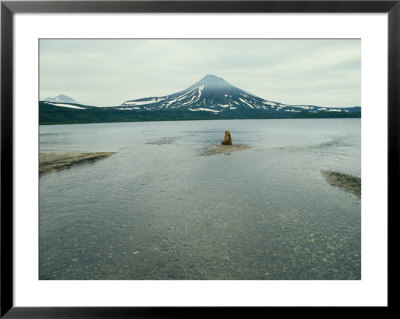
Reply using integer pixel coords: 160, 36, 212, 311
39, 152, 115, 176
40, 117, 362, 126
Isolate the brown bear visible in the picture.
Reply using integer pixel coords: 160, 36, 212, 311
221, 130, 233, 145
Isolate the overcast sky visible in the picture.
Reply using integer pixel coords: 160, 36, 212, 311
40, 39, 361, 107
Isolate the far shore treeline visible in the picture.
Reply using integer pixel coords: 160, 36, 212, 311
39, 101, 361, 125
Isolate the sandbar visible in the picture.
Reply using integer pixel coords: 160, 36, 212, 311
200, 144, 251, 156
40, 152, 115, 176
321, 170, 361, 198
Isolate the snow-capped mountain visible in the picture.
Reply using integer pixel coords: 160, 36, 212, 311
44, 94, 78, 104
120, 75, 360, 114
39, 75, 360, 124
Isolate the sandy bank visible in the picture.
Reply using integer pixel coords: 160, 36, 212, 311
40, 152, 115, 176
200, 144, 252, 156
321, 170, 361, 198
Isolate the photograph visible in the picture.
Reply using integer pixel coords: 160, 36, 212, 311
39, 38, 361, 280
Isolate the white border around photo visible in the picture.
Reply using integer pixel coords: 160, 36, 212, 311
14, 13, 387, 307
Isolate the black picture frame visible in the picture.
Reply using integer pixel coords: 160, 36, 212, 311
1, 1, 396, 317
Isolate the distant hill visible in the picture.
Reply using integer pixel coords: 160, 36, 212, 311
44, 94, 78, 104
39, 76, 360, 125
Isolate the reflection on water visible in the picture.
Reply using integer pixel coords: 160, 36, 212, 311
39, 119, 361, 280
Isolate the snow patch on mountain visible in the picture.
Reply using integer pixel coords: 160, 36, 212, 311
44, 101, 85, 109
189, 107, 220, 113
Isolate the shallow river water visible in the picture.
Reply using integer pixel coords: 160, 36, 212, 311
39, 119, 361, 280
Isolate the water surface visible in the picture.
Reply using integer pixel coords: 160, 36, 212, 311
39, 119, 361, 280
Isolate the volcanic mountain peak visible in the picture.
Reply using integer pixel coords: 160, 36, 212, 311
192, 74, 235, 90
121, 74, 282, 112
201, 74, 220, 80
199, 74, 226, 84
120, 75, 359, 115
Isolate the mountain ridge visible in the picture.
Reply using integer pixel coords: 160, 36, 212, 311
39, 75, 361, 124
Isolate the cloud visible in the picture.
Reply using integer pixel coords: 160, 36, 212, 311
40, 39, 360, 107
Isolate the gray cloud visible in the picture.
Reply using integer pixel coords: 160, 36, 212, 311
40, 39, 360, 107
